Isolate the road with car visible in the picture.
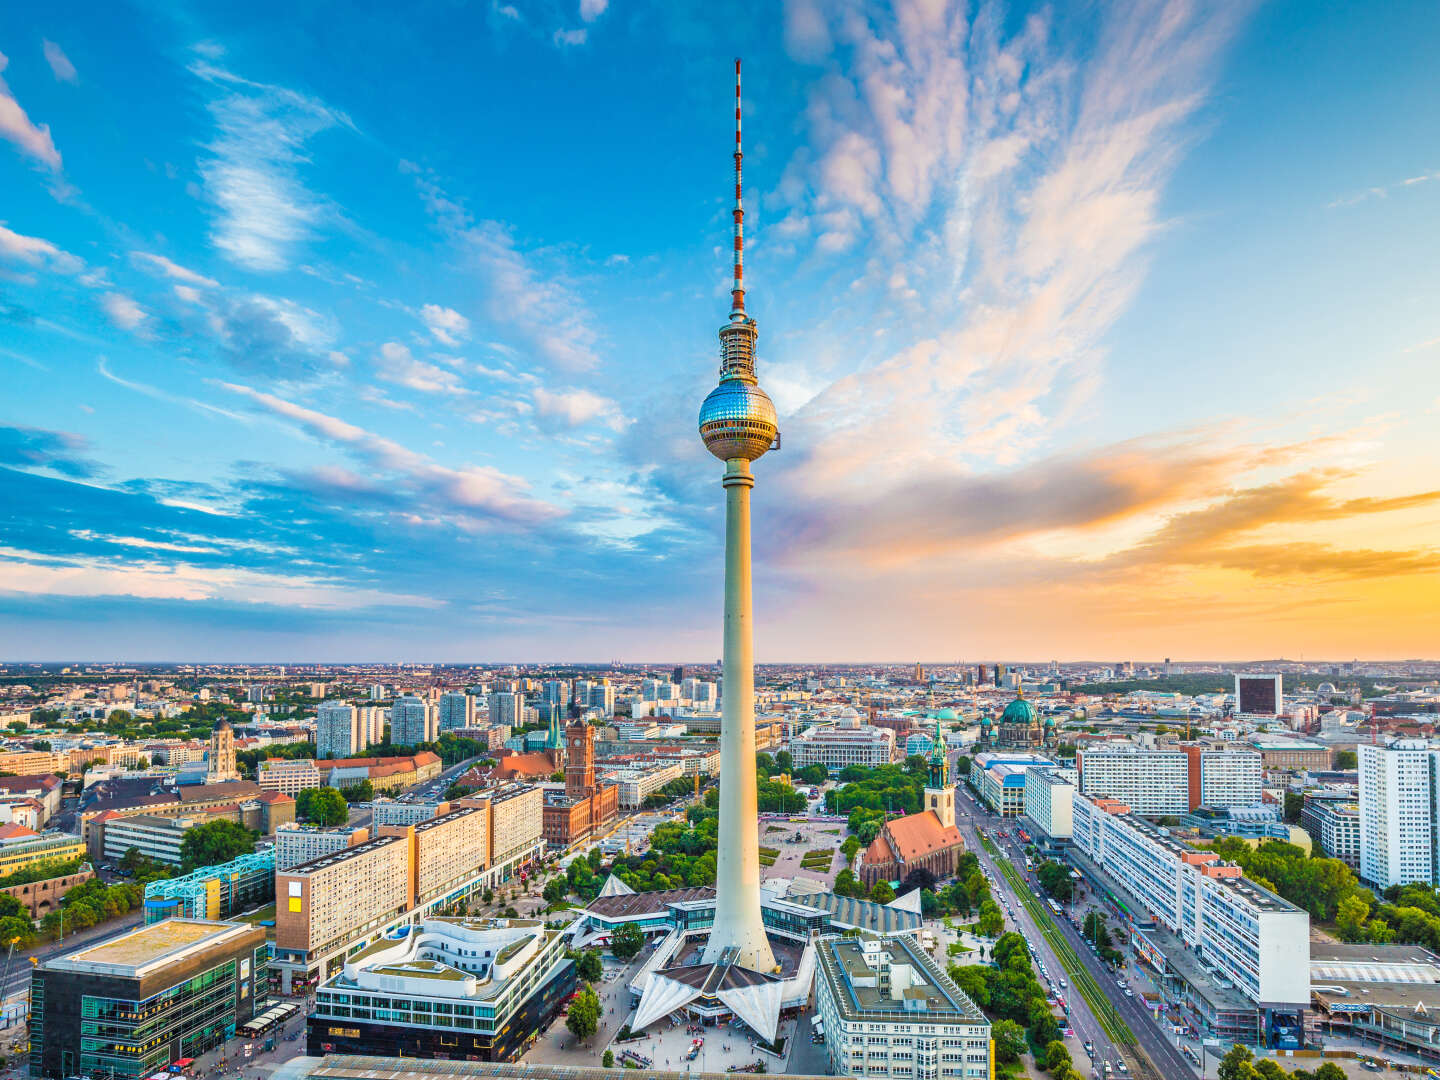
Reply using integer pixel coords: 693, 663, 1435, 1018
954, 783, 1198, 1080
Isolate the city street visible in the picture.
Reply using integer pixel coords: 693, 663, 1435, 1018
953, 784, 1197, 1080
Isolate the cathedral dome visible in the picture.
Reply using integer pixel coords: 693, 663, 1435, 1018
1001, 695, 1037, 726
934, 708, 958, 720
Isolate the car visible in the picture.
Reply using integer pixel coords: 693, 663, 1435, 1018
1122, 988, 1133, 997
1059, 978, 1068, 989
1084, 1042, 1094, 1056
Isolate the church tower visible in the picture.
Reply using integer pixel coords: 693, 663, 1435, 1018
924, 719, 955, 829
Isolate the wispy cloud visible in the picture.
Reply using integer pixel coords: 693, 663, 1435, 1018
553, 29, 587, 47
374, 342, 466, 396
0, 51, 62, 170
100, 292, 147, 331
420, 303, 470, 345
0, 223, 82, 272
580, 0, 608, 22
1327, 169, 1440, 209
404, 164, 601, 372
222, 383, 563, 526
191, 60, 352, 270
130, 251, 219, 288
534, 386, 624, 430
42, 40, 77, 84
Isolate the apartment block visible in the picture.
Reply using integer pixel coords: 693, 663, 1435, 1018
611, 760, 684, 809
257, 757, 321, 796
1300, 794, 1361, 871
1359, 740, 1440, 888
1072, 794, 1309, 1025
1076, 746, 1189, 815
275, 835, 413, 991
274, 823, 370, 870
316, 702, 363, 760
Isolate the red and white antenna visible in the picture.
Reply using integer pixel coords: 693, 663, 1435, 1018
731, 57, 745, 316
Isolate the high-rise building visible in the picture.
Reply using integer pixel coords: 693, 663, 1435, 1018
487, 691, 523, 729
316, 701, 361, 759
391, 695, 435, 746
1235, 673, 1284, 715
640, 678, 677, 702
437, 691, 474, 732
1359, 740, 1440, 888
681, 676, 718, 709
672, 665, 685, 684
541, 679, 570, 707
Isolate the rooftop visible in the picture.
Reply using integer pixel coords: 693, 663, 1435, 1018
302, 1054, 838, 1080
47, 918, 255, 978
818, 933, 986, 1025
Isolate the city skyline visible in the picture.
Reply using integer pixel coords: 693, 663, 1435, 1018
2, 1, 1439, 661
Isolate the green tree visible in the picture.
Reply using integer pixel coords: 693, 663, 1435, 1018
955, 755, 972, 776
296, 786, 349, 827
179, 819, 255, 872
1282, 791, 1305, 824
991, 1019, 1026, 1064
870, 880, 896, 905
565, 985, 600, 1044
1044, 1039, 1071, 1072
1037, 861, 1074, 902
1335, 749, 1358, 770
543, 878, 569, 905
611, 920, 644, 961
1217, 1044, 1257, 1080
976, 899, 1004, 937
602, 1050, 614, 1068
577, 950, 604, 982
1336, 893, 1371, 941
1313, 1064, 1346, 1080
774, 750, 794, 773
1254, 1060, 1289, 1080
340, 779, 374, 803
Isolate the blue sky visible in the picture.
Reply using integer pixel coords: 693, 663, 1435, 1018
2, 0, 1438, 662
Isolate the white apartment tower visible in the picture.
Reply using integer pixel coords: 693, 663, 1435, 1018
316, 702, 361, 760
1359, 740, 1440, 889
391, 695, 435, 746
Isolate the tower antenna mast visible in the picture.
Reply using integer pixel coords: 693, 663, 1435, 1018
731, 58, 745, 315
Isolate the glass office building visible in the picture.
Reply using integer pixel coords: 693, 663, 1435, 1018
31, 919, 268, 1079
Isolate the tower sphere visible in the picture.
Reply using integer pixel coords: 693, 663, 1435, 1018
699, 380, 778, 462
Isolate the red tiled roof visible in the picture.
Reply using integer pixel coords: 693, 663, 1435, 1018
879, 811, 963, 862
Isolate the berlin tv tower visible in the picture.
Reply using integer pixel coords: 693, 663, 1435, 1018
697, 58, 779, 973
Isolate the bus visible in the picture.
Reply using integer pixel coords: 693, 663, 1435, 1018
1047, 898, 1062, 915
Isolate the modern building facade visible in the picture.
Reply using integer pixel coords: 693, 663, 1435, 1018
1074, 746, 1262, 816
143, 851, 276, 923
970, 752, 1050, 816
790, 724, 896, 774
1358, 740, 1440, 888
1071, 794, 1310, 1040
307, 917, 575, 1063
1301, 792, 1361, 870
31, 919, 268, 1079
1024, 765, 1077, 841
1235, 674, 1284, 716
814, 933, 992, 1080
437, 692, 475, 732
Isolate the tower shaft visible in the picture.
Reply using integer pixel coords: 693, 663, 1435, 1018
702, 458, 776, 971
